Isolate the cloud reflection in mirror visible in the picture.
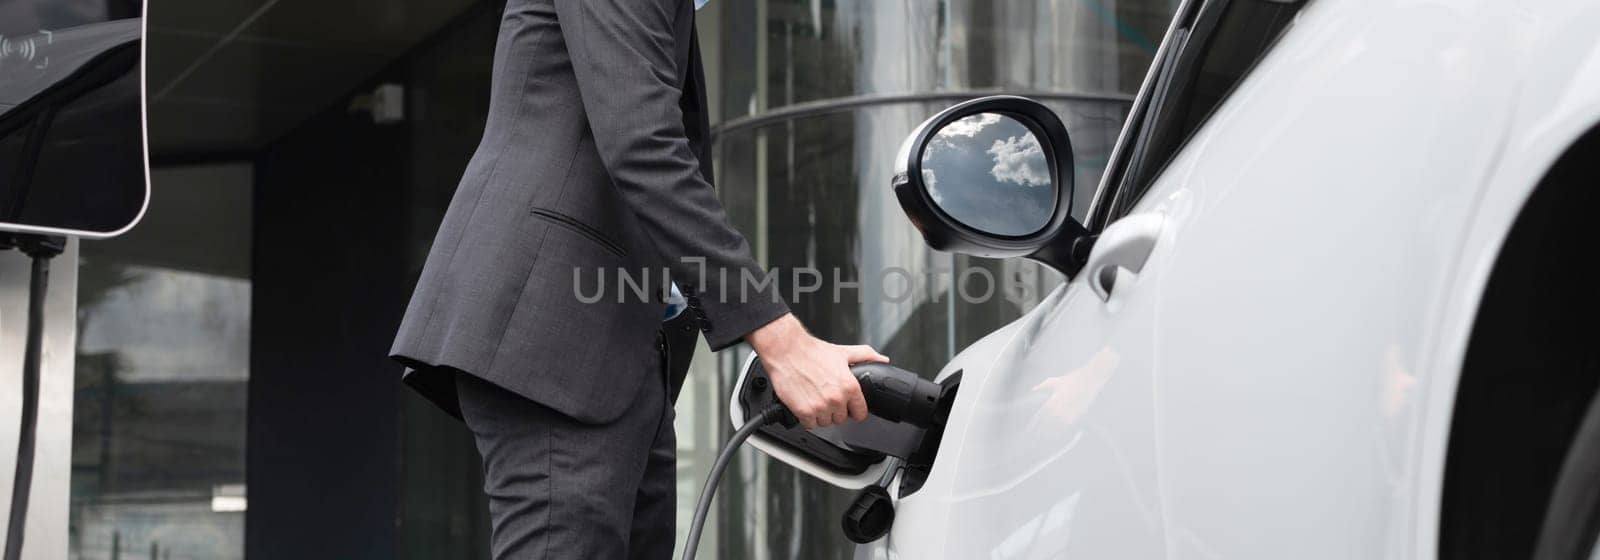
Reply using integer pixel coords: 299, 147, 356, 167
921, 112, 1056, 236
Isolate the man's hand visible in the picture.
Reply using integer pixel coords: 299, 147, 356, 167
746, 313, 890, 430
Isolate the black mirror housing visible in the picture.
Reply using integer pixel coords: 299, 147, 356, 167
891, 95, 1091, 276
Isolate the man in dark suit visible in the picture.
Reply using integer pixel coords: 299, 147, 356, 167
389, 0, 888, 557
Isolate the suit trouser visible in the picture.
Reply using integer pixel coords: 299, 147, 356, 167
455, 336, 675, 559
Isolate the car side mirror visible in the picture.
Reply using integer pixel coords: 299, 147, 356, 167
892, 96, 1092, 275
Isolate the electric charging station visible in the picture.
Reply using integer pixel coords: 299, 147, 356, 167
0, 12, 149, 560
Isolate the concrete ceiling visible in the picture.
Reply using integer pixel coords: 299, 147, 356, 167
144, 0, 477, 157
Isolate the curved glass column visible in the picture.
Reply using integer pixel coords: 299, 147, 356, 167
677, 1, 1178, 558
716, 0, 1174, 118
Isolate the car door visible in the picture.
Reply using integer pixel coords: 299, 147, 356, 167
889, 0, 1314, 556
877, 2, 1213, 557
884, 217, 1171, 558
1108, 0, 1516, 557
737, 0, 1317, 555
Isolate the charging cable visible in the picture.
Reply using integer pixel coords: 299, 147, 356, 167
680, 403, 791, 560
2, 234, 64, 560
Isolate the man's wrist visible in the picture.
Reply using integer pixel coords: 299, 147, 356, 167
747, 312, 801, 356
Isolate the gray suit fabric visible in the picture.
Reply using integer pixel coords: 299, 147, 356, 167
454, 353, 675, 559
390, 0, 789, 425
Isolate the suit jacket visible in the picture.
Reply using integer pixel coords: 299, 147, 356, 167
391, 0, 789, 424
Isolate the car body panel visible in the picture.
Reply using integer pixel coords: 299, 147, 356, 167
842, 0, 1600, 557
884, 260, 1168, 558
1138, 0, 1520, 557
1412, 0, 1600, 556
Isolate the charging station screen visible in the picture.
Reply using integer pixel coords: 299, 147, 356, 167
0, 0, 146, 238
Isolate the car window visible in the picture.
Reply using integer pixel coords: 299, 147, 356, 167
1097, 0, 1306, 223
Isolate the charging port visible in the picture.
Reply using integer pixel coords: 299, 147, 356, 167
897, 370, 960, 497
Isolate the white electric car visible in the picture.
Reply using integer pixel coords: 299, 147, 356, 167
732, 0, 1600, 557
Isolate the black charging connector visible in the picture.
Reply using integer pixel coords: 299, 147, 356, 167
680, 360, 948, 559
851, 362, 944, 429
2, 233, 65, 560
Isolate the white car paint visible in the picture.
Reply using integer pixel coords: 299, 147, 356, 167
770, 0, 1600, 557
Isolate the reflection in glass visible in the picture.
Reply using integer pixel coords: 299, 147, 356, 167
68, 161, 252, 560
921, 112, 1055, 236
714, 0, 1175, 121
71, 262, 250, 560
